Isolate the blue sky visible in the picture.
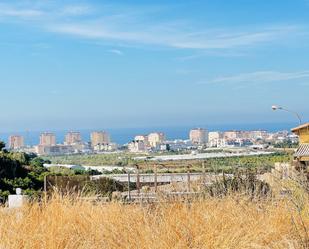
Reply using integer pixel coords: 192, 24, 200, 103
0, 0, 308, 132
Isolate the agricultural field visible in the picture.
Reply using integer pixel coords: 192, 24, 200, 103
45, 152, 292, 174
44, 153, 139, 167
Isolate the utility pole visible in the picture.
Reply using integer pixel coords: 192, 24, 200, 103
187, 164, 191, 193
44, 174, 47, 204
154, 164, 158, 193
44, 174, 47, 192
136, 164, 140, 196
128, 171, 131, 202
202, 161, 206, 186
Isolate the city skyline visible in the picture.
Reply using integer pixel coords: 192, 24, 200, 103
2, 124, 299, 146
0, 0, 308, 131
5, 126, 298, 156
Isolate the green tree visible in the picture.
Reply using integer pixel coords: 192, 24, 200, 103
0, 141, 5, 151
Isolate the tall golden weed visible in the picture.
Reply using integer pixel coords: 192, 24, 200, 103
1, 194, 309, 249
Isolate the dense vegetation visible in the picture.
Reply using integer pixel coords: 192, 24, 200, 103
206, 172, 271, 197
0, 142, 127, 200
273, 140, 299, 148
0, 146, 49, 200
45, 175, 127, 198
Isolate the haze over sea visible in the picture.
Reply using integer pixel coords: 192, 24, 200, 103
0, 122, 296, 146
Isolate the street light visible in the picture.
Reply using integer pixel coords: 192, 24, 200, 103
271, 105, 302, 124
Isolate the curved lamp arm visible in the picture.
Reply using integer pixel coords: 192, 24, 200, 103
272, 105, 302, 124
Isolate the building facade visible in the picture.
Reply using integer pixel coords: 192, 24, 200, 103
224, 130, 240, 140
249, 130, 268, 140
189, 128, 208, 145
148, 132, 165, 147
208, 138, 227, 148
65, 131, 81, 145
40, 132, 56, 146
134, 135, 149, 146
90, 131, 111, 146
93, 143, 117, 152
36, 144, 75, 156
9, 135, 24, 150
208, 131, 222, 142
292, 123, 309, 167
128, 140, 146, 153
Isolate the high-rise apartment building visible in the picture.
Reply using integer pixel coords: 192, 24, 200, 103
189, 128, 208, 145
90, 131, 111, 146
9, 135, 24, 150
208, 131, 223, 142
65, 131, 81, 145
40, 132, 56, 146
148, 132, 165, 147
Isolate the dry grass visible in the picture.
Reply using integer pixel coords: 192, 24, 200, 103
1, 194, 309, 249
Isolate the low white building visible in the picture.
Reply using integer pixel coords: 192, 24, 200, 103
35, 144, 75, 156
93, 143, 118, 152
208, 138, 227, 148
128, 140, 146, 153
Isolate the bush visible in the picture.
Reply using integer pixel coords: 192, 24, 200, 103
206, 172, 271, 198
84, 177, 125, 197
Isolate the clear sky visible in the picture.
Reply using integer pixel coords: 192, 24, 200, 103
0, 0, 308, 132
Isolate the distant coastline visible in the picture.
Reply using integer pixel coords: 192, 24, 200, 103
0, 122, 297, 146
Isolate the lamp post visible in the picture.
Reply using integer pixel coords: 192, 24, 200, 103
271, 105, 302, 125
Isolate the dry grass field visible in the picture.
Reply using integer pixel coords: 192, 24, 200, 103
1, 192, 309, 249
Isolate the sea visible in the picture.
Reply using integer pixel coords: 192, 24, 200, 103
0, 122, 297, 146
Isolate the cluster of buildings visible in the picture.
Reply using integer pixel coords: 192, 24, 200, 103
8, 131, 115, 156
128, 129, 208, 153
208, 130, 298, 148
7, 127, 298, 155
128, 128, 298, 153
128, 132, 166, 152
